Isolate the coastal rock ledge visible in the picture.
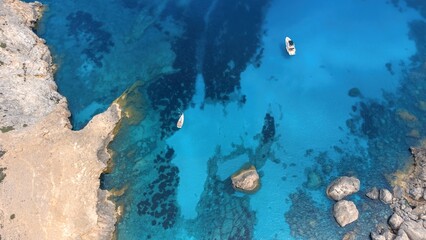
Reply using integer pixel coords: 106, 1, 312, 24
0, 1, 121, 239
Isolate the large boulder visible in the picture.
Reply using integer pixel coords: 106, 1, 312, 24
398, 220, 426, 240
380, 189, 393, 204
327, 176, 360, 201
389, 213, 404, 230
231, 165, 260, 193
333, 200, 359, 227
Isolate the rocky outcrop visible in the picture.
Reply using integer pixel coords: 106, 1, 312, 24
0, 1, 121, 239
333, 200, 359, 227
0, 103, 121, 239
231, 165, 260, 193
371, 147, 426, 240
0, 0, 64, 131
398, 220, 426, 240
326, 176, 360, 201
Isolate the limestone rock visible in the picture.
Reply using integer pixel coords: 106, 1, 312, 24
333, 200, 359, 227
371, 223, 395, 240
409, 185, 424, 200
0, 1, 122, 239
380, 189, 393, 204
0, 0, 64, 131
0, 103, 121, 240
370, 232, 386, 240
366, 187, 380, 200
399, 220, 426, 240
231, 165, 260, 193
342, 231, 356, 240
326, 176, 360, 201
395, 230, 410, 240
389, 213, 404, 230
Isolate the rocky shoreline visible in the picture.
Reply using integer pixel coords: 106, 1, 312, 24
0, 1, 121, 239
327, 147, 426, 240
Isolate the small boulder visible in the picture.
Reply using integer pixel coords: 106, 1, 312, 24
333, 200, 359, 227
231, 165, 260, 193
342, 231, 356, 240
327, 176, 360, 201
370, 232, 386, 240
366, 187, 379, 200
380, 189, 393, 204
389, 213, 404, 230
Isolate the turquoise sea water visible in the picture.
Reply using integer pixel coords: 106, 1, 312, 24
34, 0, 426, 239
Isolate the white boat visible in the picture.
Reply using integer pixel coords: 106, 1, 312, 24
285, 37, 296, 56
176, 112, 184, 129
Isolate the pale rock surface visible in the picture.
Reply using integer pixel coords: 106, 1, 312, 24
389, 213, 404, 230
366, 187, 380, 200
0, 0, 121, 239
231, 165, 260, 193
399, 220, 426, 240
395, 230, 410, 240
0, 0, 65, 131
380, 188, 393, 204
333, 200, 359, 227
326, 176, 360, 201
0, 102, 121, 240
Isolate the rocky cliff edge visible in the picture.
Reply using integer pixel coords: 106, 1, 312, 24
0, 1, 121, 239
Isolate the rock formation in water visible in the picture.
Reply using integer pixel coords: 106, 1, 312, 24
231, 165, 260, 193
326, 176, 360, 228
326, 176, 360, 201
370, 147, 426, 239
333, 200, 359, 227
0, 1, 121, 239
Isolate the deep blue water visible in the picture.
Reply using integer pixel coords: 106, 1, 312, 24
33, 0, 426, 239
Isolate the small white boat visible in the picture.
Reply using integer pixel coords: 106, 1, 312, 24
285, 37, 296, 56
176, 112, 184, 129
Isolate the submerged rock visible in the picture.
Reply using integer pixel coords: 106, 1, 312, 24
231, 165, 260, 193
333, 200, 359, 227
326, 176, 360, 201
366, 187, 380, 200
348, 87, 362, 98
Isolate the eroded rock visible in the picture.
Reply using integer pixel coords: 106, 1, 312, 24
366, 187, 380, 200
389, 213, 404, 230
399, 220, 426, 240
0, 1, 121, 239
231, 165, 260, 193
380, 189, 393, 204
333, 200, 359, 227
326, 176, 360, 201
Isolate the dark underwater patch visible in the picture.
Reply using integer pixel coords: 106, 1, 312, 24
66, 11, 114, 67
261, 112, 275, 144
408, 20, 426, 66
145, 0, 212, 139
136, 146, 179, 231
202, 0, 271, 103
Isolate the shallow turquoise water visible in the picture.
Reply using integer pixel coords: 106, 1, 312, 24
34, 0, 426, 239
